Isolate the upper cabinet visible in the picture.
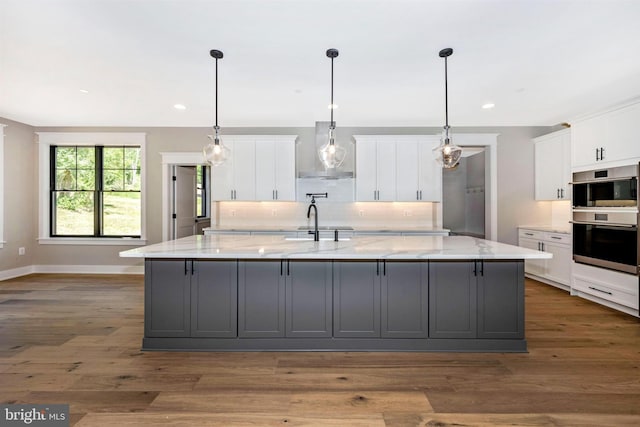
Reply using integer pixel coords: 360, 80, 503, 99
255, 137, 296, 201
354, 135, 442, 202
212, 135, 296, 201
572, 101, 640, 171
534, 129, 571, 201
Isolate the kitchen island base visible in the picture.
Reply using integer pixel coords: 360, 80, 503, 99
143, 258, 526, 352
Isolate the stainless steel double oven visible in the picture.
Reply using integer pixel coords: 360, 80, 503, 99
571, 163, 639, 275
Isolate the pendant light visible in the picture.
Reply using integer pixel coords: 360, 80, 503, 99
318, 48, 346, 169
433, 47, 462, 169
203, 49, 230, 166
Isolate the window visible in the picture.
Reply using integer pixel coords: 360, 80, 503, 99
51, 146, 141, 237
37, 132, 146, 244
196, 165, 209, 218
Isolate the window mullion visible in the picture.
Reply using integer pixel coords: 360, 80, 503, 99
95, 146, 103, 237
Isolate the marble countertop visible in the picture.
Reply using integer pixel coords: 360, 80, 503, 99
518, 225, 571, 234
203, 225, 450, 233
120, 234, 552, 260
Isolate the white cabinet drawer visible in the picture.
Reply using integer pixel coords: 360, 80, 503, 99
573, 273, 638, 310
544, 232, 571, 245
518, 229, 544, 240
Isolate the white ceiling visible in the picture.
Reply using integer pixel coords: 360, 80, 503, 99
1, 0, 640, 128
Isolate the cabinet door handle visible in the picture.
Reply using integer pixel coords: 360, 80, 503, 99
420, 190, 422, 200
275, 190, 278, 200
383, 260, 386, 276
557, 188, 560, 199
560, 188, 564, 198
184, 259, 188, 275
376, 260, 380, 276
589, 286, 612, 296
280, 260, 283, 276
479, 260, 484, 276
417, 190, 420, 200
191, 260, 195, 275
287, 260, 290, 276
600, 147, 605, 161
473, 260, 477, 276
596, 148, 600, 161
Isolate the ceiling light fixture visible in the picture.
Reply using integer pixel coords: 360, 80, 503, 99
318, 48, 346, 170
433, 48, 462, 169
174, 104, 186, 110
481, 103, 495, 109
203, 49, 230, 166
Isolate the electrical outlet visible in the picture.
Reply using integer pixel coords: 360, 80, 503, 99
18, 247, 25, 256
404, 210, 412, 217
358, 210, 364, 217
271, 209, 277, 217
230, 210, 236, 217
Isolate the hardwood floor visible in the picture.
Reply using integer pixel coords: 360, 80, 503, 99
1, 273, 639, 426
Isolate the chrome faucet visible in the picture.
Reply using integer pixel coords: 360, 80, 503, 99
306, 193, 327, 241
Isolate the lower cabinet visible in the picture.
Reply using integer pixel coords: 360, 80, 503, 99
238, 260, 285, 337
286, 261, 333, 337
145, 259, 237, 338
429, 260, 524, 339
333, 261, 381, 337
144, 258, 525, 348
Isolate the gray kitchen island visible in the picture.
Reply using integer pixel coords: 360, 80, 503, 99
120, 234, 551, 352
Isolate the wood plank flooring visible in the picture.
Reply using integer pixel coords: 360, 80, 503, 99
1, 273, 639, 426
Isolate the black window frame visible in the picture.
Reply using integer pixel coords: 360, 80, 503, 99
49, 145, 142, 238
196, 164, 210, 219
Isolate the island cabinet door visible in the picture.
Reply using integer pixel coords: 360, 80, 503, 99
285, 261, 333, 337
190, 260, 238, 338
333, 261, 381, 338
144, 259, 191, 337
477, 261, 524, 339
428, 261, 477, 339
238, 260, 285, 338
381, 261, 429, 338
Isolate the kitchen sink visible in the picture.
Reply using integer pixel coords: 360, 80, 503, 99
285, 237, 351, 242
296, 226, 354, 231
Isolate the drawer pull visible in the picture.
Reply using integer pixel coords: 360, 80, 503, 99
550, 236, 562, 240
589, 286, 613, 296
525, 233, 534, 236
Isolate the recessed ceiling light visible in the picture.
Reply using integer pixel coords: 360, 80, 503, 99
79, 89, 89, 94
174, 104, 186, 110
481, 103, 495, 109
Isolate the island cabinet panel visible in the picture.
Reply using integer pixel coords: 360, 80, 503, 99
381, 261, 429, 338
429, 260, 524, 339
285, 261, 333, 337
428, 261, 477, 338
333, 261, 381, 337
238, 260, 285, 337
477, 260, 524, 339
190, 260, 238, 338
144, 259, 191, 337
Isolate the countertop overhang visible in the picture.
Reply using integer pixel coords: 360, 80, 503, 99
120, 234, 552, 260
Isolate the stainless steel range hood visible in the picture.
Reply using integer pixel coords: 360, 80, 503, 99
297, 121, 354, 179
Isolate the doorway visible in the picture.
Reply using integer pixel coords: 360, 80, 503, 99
442, 148, 485, 238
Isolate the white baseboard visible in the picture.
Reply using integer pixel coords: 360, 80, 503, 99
0, 265, 36, 281
0, 264, 143, 281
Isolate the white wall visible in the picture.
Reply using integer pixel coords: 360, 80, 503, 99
0, 121, 553, 275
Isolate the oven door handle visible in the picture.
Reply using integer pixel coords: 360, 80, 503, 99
570, 220, 638, 229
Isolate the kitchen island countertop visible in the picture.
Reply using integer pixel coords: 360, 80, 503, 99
120, 234, 551, 260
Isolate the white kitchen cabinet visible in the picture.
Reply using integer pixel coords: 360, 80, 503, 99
211, 138, 256, 201
572, 101, 640, 170
534, 129, 570, 200
255, 137, 296, 201
396, 137, 442, 202
518, 228, 571, 290
572, 262, 638, 316
354, 137, 396, 201
354, 135, 442, 202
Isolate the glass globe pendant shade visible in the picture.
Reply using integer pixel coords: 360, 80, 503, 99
203, 126, 230, 166
433, 127, 462, 169
318, 126, 346, 169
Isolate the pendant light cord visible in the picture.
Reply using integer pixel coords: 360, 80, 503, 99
444, 55, 448, 129
215, 56, 218, 128
330, 56, 334, 127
